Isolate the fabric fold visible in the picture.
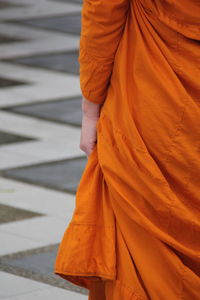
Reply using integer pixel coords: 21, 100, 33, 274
54, 145, 117, 289
54, 0, 200, 298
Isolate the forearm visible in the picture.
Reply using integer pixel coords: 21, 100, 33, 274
81, 96, 102, 117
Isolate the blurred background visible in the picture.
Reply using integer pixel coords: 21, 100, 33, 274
0, 0, 89, 298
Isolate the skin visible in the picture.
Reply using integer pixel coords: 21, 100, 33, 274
80, 96, 103, 158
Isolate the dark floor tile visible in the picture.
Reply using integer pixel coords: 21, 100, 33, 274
0, 1, 26, 8
0, 203, 43, 224
3, 246, 58, 275
0, 130, 35, 146
0, 244, 88, 294
10, 51, 79, 74
3, 157, 87, 194
0, 1, 17, 8
7, 97, 82, 127
0, 1, 10, 8
14, 14, 81, 35
0, 34, 24, 44
0, 77, 27, 88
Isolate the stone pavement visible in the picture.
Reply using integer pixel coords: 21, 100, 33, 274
0, 0, 89, 298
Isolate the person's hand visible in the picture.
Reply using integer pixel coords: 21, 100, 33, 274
80, 96, 102, 158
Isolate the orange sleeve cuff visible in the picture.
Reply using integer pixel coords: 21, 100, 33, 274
78, 0, 130, 105
79, 45, 113, 105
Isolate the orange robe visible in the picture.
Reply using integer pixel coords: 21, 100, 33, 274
54, 0, 200, 299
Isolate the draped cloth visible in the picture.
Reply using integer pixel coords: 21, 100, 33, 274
54, 0, 200, 299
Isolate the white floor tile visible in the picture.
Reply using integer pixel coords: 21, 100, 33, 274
0, 271, 58, 299
0, 90, 35, 108
0, 139, 83, 170
0, 150, 43, 170
0, 62, 81, 107
0, 110, 84, 169
0, 177, 75, 217
0, 21, 79, 59
0, 23, 55, 40
6, 286, 88, 300
0, 231, 45, 256
0, 215, 73, 244
13, 77, 81, 100
0, 111, 81, 140
0, 38, 79, 60
0, 139, 82, 158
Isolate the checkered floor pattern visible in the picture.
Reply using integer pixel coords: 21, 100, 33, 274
0, 0, 89, 298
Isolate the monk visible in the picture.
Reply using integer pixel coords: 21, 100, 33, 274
54, 0, 200, 299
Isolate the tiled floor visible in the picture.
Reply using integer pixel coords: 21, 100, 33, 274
6, 96, 82, 126
9, 50, 80, 74
3, 156, 87, 193
0, 77, 26, 88
0, 0, 89, 298
14, 14, 81, 35
0, 271, 87, 299
0, 130, 35, 145
0, 203, 43, 224
0, 34, 24, 44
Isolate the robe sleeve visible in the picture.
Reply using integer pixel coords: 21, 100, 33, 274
78, 0, 130, 104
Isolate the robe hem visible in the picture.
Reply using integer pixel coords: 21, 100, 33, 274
54, 270, 147, 300
54, 269, 115, 280
54, 222, 117, 289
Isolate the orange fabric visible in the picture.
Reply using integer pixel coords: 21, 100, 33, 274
54, 0, 200, 299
